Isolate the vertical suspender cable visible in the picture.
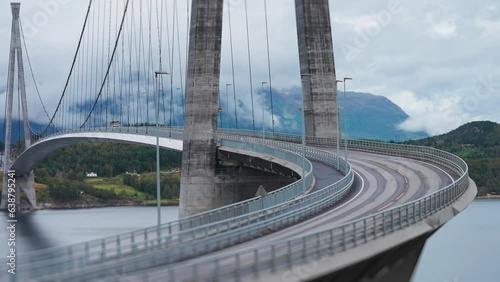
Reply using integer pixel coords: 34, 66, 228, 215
127, 5, 133, 129
264, 0, 275, 133
170, 0, 177, 129
42, 0, 93, 134
90, 2, 97, 128
100, 0, 107, 128
244, 0, 255, 131
85, 4, 92, 129
146, 0, 153, 132
227, 0, 238, 128
113, 0, 119, 123
95, 0, 102, 128
175, 3, 185, 126
137, 0, 144, 130
155, 0, 166, 125
120, 25, 125, 126
80, 0, 131, 128
105, 0, 112, 127
184, 0, 190, 119
19, 22, 51, 130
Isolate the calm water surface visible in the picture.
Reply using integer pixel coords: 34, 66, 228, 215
1, 200, 498, 281
0, 206, 179, 254
412, 199, 500, 282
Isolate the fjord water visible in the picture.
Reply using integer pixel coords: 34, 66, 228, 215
0, 206, 180, 254
411, 199, 500, 282
1, 201, 497, 281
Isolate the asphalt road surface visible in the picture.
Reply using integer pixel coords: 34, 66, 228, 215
122, 148, 459, 281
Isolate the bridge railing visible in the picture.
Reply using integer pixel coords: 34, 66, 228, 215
220, 129, 468, 175
16, 131, 315, 269
127, 137, 470, 282
25, 138, 354, 281
18, 131, 353, 280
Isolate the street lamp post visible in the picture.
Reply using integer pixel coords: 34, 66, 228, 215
177, 87, 183, 127
261, 82, 268, 140
154, 70, 169, 238
343, 77, 352, 172
144, 92, 148, 134
232, 84, 238, 129
218, 89, 223, 128
225, 83, 231, 128
335, 80, 343, 170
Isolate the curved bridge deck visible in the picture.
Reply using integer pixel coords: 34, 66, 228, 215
1, 130, 475, 282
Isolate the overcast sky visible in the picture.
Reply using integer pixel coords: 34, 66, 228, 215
0, 0, 499, 136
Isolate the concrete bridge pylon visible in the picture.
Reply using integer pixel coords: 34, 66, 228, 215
295, 0, 339, 139
179, 0, 225, 218
1, 3, 36, 210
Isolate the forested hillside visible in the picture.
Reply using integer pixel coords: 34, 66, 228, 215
406, 121, 500, 195
32, 143, 183, 203
35, 142, 182, 182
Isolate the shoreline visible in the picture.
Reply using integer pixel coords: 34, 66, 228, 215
11, 195, 497, 211
475, 195, 500, 200
18, 197, 179, 210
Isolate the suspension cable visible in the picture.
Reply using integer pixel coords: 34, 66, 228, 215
81, 0, 130, 128
41, 0, 93, 134
19, 21, 51, 127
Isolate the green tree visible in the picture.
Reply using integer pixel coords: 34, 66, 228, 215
48, 179, 79, 201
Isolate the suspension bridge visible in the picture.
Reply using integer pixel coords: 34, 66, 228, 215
1, 1, 475, 281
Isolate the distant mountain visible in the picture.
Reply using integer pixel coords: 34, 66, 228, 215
0, 119, 47, 145
338, 91, 428, 141
407, 121, 500, 195
0, 89, 427, 145
410, 120, 500, 148
234, 87, 428, 141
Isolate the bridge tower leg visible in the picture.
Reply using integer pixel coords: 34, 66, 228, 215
1, 3, 36, 210
295, 0, 339, 140
179, 0, 225, 217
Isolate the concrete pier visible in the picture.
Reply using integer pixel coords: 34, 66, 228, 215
179, 0, 225, 218
1, 3, 35, 209
295, 0, 339, 139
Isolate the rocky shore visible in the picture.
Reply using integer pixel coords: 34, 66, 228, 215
27, 195, 147, 210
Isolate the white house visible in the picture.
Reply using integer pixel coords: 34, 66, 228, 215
86, 172, 98, 178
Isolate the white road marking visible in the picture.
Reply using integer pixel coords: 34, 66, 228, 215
418, 161, 455, 182
331, 170, 365, 211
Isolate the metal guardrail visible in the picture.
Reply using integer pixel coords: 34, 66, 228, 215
14, 129, 323, 278
29, 128, 316, 229
40, 164, 352, 281
120, 136, 470, 282
14, 128, 469, 282
220, 129, 467, 175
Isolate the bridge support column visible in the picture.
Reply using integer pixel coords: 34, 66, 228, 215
295, 0, 339, 139
1, 3, 34, 210
179, 0, 225, 218
15, 173, 36, 209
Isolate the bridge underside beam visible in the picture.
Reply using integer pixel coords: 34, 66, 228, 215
260, 179, 477, 282
295, 0, 339, 139
180, 0, 224, 218
217, 149, 297, 202
313, 231, 430, 282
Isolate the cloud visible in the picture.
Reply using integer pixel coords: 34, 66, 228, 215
388, 91, 468, 135
431, 21, 457, 38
